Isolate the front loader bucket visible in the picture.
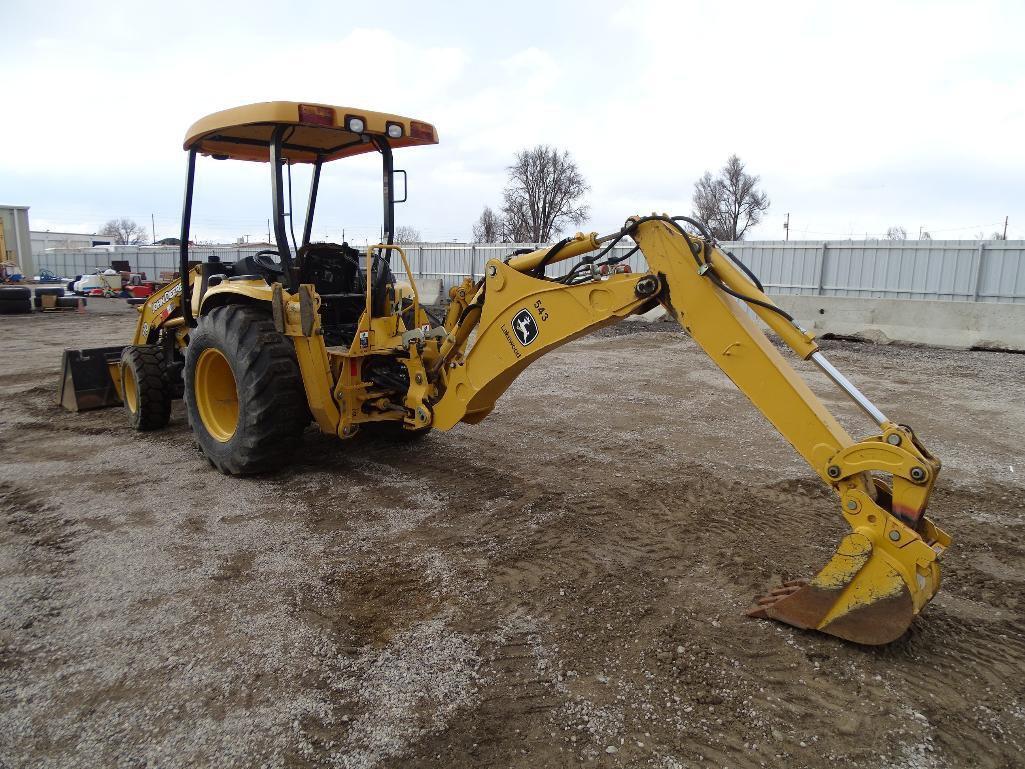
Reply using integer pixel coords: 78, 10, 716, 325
748, 517, 950, 645
58, 346, 125, 411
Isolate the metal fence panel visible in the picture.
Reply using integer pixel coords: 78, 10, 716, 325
34, 239, 1025, 304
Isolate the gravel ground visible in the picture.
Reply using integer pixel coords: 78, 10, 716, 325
1, 299, 1024, 769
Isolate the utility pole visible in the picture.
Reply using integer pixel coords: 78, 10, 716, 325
784, 212, 789, 242
151, 213, 156, 244
1003, 215, 1008, 240
267, 219, 271, 243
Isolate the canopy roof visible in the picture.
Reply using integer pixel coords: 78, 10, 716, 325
183, 101, 439, 163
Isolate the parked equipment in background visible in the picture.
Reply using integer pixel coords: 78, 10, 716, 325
36, 268, 63, 284
59, 101, 951, 646
122, 273, 155, 296
67, 269, 154, 297
70, 270, 121, 296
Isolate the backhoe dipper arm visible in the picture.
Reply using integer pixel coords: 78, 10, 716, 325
431, 218, 949, 645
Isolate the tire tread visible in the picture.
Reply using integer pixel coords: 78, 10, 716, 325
184, 305, 307, 475
121, 345, 173, 431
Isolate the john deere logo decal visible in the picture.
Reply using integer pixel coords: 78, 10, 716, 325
512, 309, 539, 346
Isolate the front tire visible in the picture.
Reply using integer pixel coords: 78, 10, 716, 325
120, 345, 172, 430
184, 304, 307, 475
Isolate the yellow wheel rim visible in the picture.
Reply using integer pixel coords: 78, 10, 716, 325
195, 347, 239, 442
123, 363, 138, 414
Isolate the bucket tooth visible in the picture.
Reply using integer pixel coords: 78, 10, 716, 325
747, 580, 808, 615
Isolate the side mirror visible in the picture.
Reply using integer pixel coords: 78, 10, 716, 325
392, 169, 408, 204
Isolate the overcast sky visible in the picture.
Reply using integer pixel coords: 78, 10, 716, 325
2, 0, 1023, 244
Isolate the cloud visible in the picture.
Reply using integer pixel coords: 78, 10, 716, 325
2, 1, 1023, 241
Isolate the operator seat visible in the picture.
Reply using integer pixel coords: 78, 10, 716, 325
297, 242, 395, 346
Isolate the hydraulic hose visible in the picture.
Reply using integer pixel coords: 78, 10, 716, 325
532, 238, 571, 278
629, 214, 795, 324
724, 250, 764, 292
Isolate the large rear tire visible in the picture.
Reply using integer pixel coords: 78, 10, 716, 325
120, 345, 172, 431
184, 304, 307, 475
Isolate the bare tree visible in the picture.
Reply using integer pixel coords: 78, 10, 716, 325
393, 226, 421, 244
501, 146, 589, 243
472, 206, 504, 243
886, 226, 907, 240
98, 218, 149, 245
691, 155, 770, 241
501, 205, 535, 243
471, 206, 504, 241
990, 231, 1007, 241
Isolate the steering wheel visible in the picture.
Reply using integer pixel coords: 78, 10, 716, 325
252, 250, 285, 275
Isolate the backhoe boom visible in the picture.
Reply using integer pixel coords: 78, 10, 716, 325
432, 218, 949, 645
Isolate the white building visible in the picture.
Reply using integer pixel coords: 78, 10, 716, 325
32, 230, 114, 253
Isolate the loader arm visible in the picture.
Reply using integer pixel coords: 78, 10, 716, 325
430, 217, 949, 645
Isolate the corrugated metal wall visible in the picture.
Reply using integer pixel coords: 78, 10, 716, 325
35, 239, 1025, 304
724, 240, 1025, 303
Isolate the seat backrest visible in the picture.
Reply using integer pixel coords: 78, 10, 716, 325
297, 242, 397, 320
298, 243, 361, 294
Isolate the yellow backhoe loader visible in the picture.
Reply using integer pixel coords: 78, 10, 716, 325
60, 101, 950, 646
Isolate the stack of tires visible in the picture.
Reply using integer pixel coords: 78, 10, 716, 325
0, 286, 33, 315
33, 286, 83, 310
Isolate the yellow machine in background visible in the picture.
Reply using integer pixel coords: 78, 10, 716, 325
61, 102, 950, 646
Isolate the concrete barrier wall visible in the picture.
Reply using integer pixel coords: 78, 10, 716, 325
774, 295, 1025, 351
630, 295, 1025, 351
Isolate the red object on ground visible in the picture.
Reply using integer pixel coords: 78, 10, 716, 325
129, 285, 154, 298
88, 288, 104, 297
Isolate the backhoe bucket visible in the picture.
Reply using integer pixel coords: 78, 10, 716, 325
58, 346, 125, 411
748, 516, 950, 645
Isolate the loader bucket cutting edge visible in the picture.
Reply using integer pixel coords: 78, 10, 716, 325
747, 530, 940, 646
58, 346, 125, 412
